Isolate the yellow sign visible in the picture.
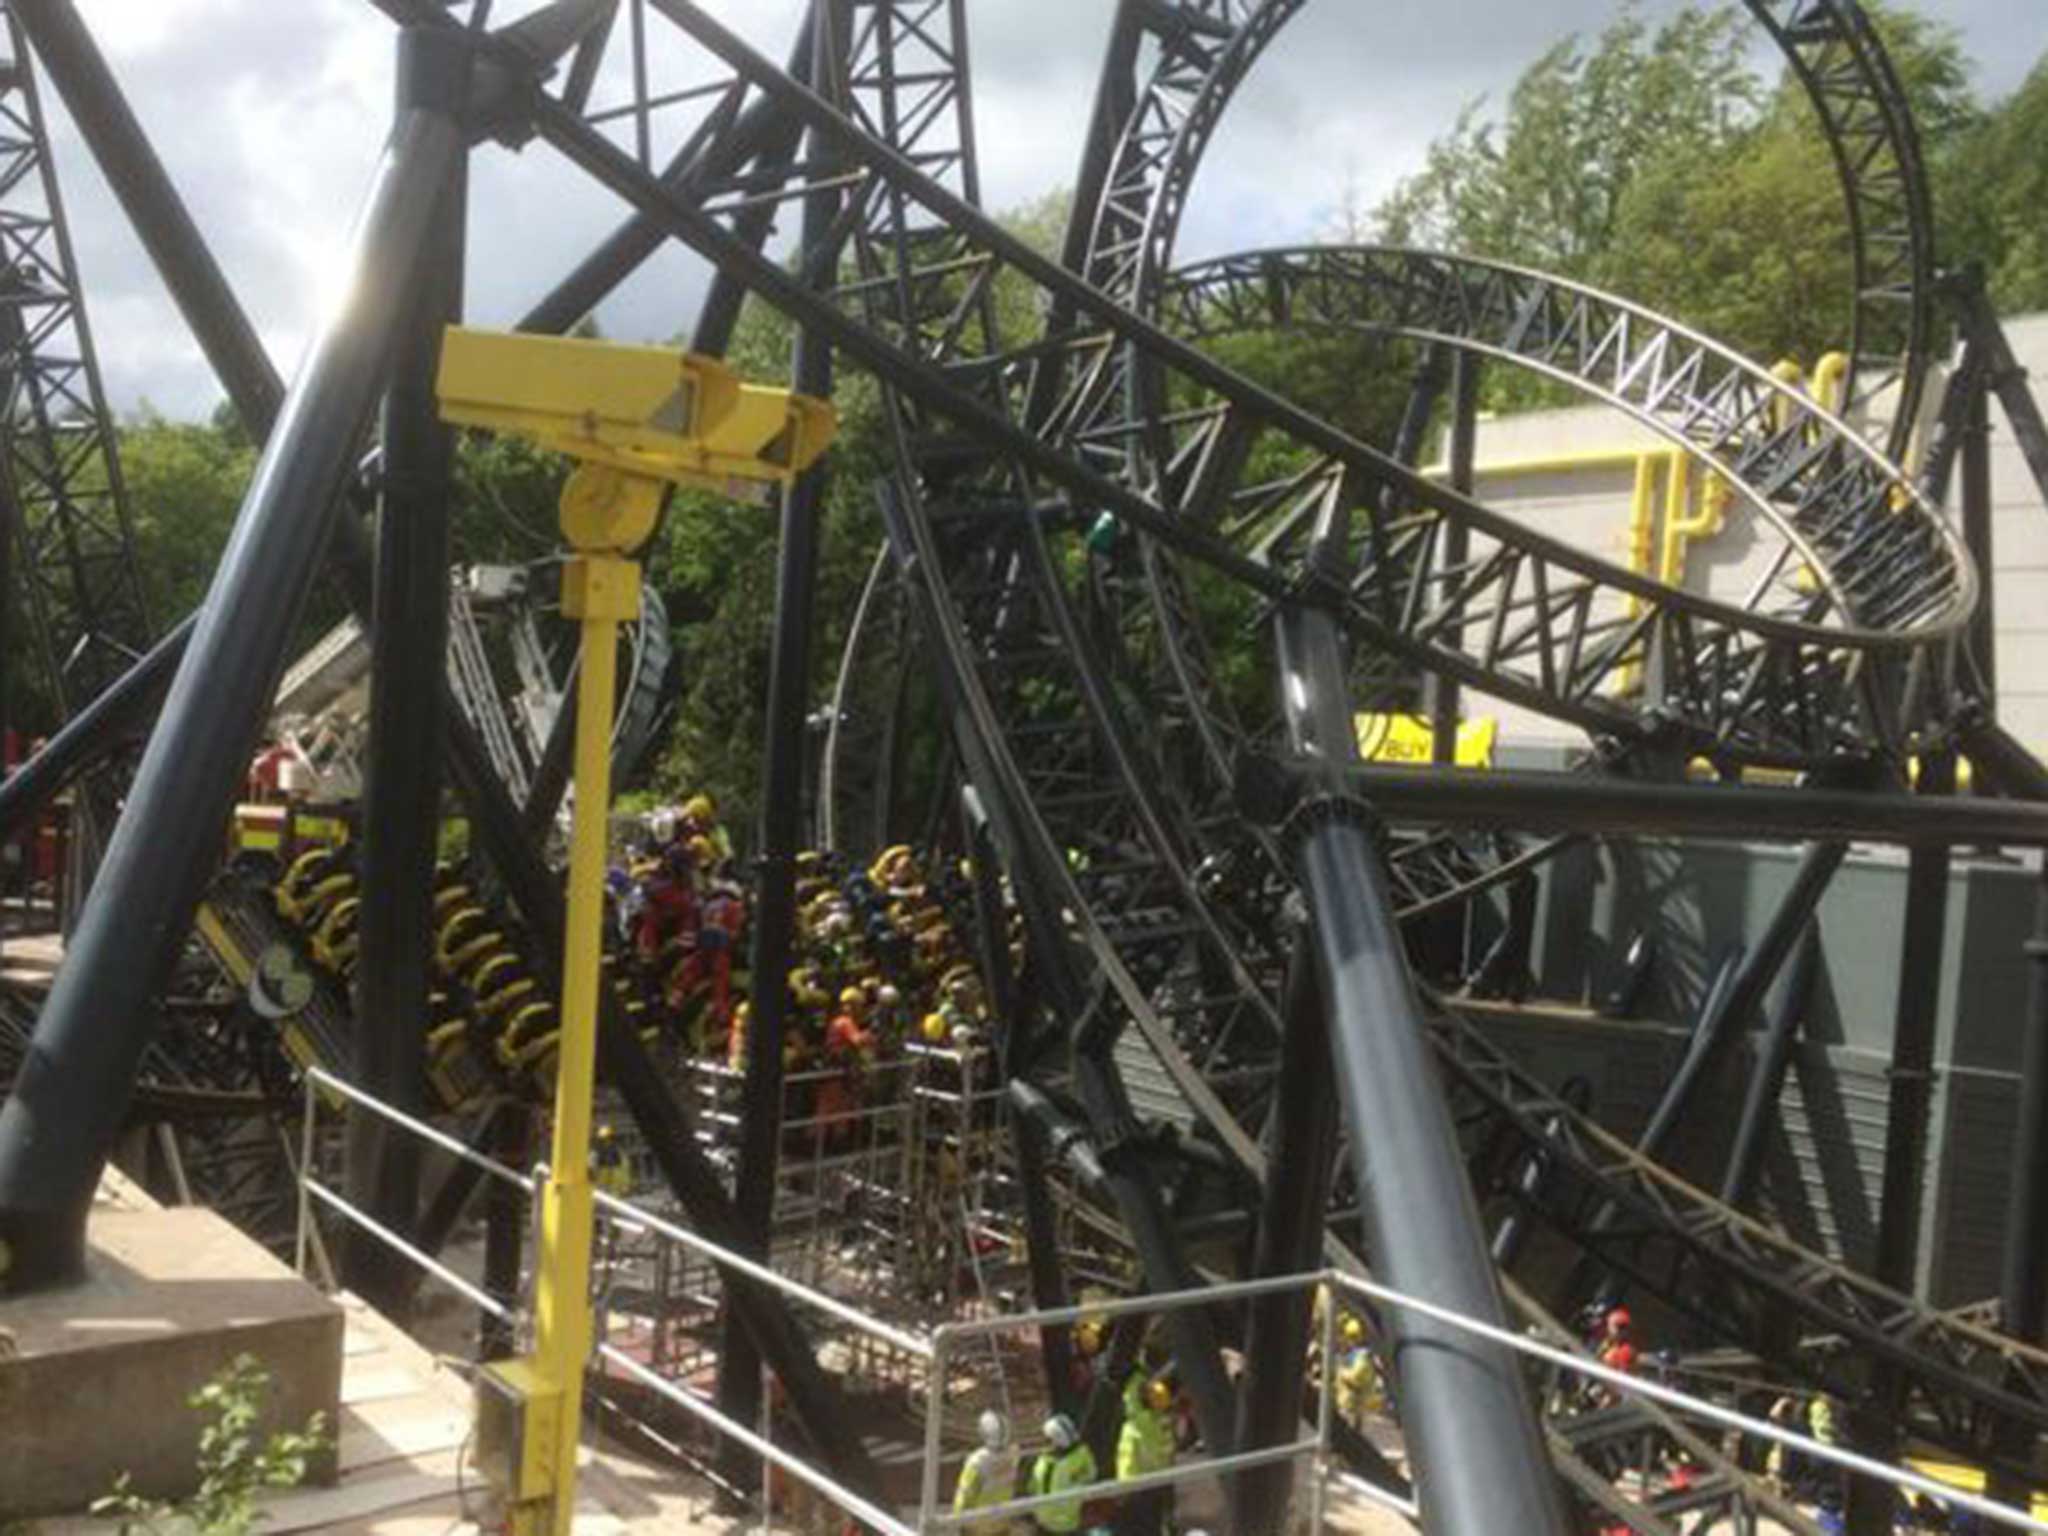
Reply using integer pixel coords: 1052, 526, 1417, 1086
1354, 713, 1497, 768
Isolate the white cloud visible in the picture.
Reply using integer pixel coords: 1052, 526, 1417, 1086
26, 0, 2037, 420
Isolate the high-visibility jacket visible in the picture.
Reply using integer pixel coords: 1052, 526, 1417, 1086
1029, 1444, 1096, 1532
1116, 1403, 1173, 1481
1808, 1396, 1839, 1446
1335, 1346, 1381, 1421
953, 1444, 1018, 1534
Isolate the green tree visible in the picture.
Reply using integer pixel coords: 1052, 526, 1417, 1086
1364, 0, 2045, 378
120, 409, 257, 628
1604, 4, 1983, 368
644, 192, 1070, 835
1940, 58, 2048, 312
1374, 4, 1760, 272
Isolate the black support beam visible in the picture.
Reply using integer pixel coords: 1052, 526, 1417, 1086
1233, 921, 1342, 1534
1253, 760, 2048, 847
347, 68, 470, 1316
0, 28, 470, 1289
717, 0, 845, 1462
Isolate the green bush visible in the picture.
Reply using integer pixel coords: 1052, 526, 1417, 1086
93, 1355, 329, 1536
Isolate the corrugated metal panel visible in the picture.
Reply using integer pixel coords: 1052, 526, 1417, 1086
1761, 1042, 1890, 1273
1459, 309, 2048, 754
1114, 1028, 1195, 1132
1466, 1007, 1678, 1143
1927, 1068, 2021, 1306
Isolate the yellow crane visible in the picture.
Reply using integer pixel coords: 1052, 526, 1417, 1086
438, 328, 834, 1536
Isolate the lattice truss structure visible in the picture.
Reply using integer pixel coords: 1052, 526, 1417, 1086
5, 3, 2048, 1535
0, 6, 146, 721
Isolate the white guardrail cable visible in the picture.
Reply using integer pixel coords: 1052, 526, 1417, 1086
294, 1070, 2048, 1535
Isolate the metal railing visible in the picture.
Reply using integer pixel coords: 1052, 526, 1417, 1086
295, 1066, 2048, 1535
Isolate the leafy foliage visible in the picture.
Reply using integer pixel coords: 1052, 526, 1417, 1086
92, 1355, 329, 1536
1373, 4, 1760, 272
15, 4, 2039, 824
1365, 1, 2040, 379
1942, 57, 2048, 312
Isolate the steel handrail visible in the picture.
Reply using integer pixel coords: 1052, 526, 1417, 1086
294, 1070, 2048, 1534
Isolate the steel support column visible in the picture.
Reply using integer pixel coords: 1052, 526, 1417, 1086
1645, 842, 1845, 1162
1993, 871, 2048, 1507
1068, 1050, 1241, 1473
1428, 351, 1478, 759
480, 1099, 530, 1362
1851, 750, 1957, 1536
716, 0, 843, 1454
1233, 919, 1341, 1533
967, 791, 1075, 1404
1280, 592, 1566, 1536
0, 29, 469, 1290
1719, 924, 1820, 1208
2015, 929, 2048, 1316
1962, 362, 1997, 716
1292, 803, 1567, 1535
346, 60, 469, 1317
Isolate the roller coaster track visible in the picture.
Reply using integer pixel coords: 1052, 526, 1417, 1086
1437, 1002, 2048, 1471
606, 4, 1964, 766
827, 8, 1815, 1528
1747, 0, 1935, 459
709, 0, 2033, 1518
818, 0, 1946, 851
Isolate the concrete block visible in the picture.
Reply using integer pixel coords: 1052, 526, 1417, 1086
0, 1205, 343, 1518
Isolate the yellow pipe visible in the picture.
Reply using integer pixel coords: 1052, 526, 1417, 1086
1617, 454, 1665, 695
1658, 456, 1729, 590
1769, 357, 1805, 432
1810, 350, 1850, 416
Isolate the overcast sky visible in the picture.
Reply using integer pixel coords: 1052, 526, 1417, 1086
50, 0, 2044, 420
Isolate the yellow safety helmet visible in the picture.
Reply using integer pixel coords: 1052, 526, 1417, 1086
1144, 1378, 1173, 1413
921, 1011, 948, 1043
683, 794, 716, 823
1341, 1315, 1365, 1345
839, 986, 865, 1008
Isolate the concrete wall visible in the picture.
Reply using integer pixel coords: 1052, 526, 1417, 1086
1486, 835, 2040, 1306
1449, 312, 2048, 762
1422, 316, 2048, 1305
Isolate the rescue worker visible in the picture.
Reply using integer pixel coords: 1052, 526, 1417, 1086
952, 1409, 1018, 1535
679, 792, 733, 862
592, 1124, 633, 1197
1807, 1392, 1846, 1511
1028, 1414, 1095, 1534
816, 986, 876, 1146
1334, 1315, 1383, 1429
726, 998, 752, 1073
1807, 1392, 1839, 1448
635, 840, 698, 963
1764, 1396, 1807, 1498
1597, 1306, 1636, 1374
1115, 1375, 1175, 1536
679, 878, 745, 1026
